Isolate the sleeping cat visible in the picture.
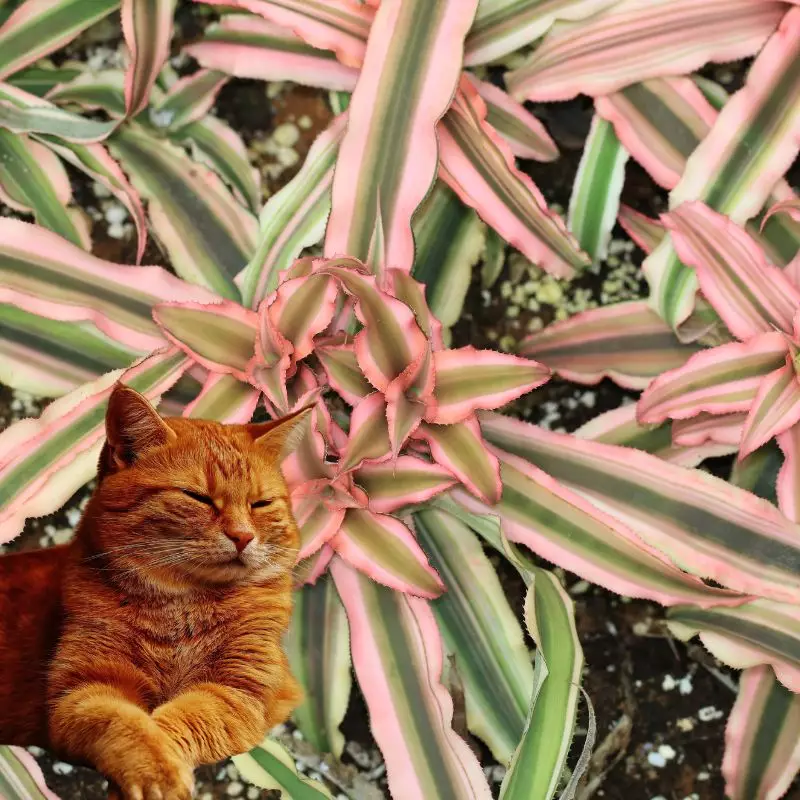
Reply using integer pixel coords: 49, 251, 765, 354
0, 383, 310, 800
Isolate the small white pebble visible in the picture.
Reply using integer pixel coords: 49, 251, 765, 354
107, 222, 126, 240
65, 508, 82, 527
698, 706, 724, 722
678, 675, 693, 695
104, 204, 128, 225
298, 115, 313, 129
276, 147, 300, 167
226, 763, 240, 780
52, 762, 74, 775
658, 744, 676, 761
92, 181, 112, 199
647, 751, 667, 768
200, 794, 214, 800
676, 717, 695, 732
26, 746, 45, 756
697, 771, 710, 781
246, 787, 260, 800
273, 122, 300, 147
51, 528, 73, 546
662, 675, 677, 692
225, 781, 244, 796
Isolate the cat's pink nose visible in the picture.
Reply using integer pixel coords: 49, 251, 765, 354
225, 529, 254, 553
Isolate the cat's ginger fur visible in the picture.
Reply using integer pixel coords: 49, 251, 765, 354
0, 384, 310, 799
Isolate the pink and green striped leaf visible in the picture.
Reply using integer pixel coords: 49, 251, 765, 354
0, 217, 218, 352
0, 348, 189, 545
410, 180, 486, 332
184, 14, 360, 91
234, 737, 334, 799
778, 425, 800, 524
121, 0, 176, 117
663, 202, 800, 340
430, 347, 550, 425
576, 405, 738, 467
417, 416, 502, 505
333, 508, 443, 598
182, 373, 259, 424
338, 393, 391, 472
330, 558, 492, 799
217, 0, 373, 68
0, 100, 118, 142
109, 125, 257, 301
356, 457, 456, 514
316, 343, 372, 406
501, 568, 584, 800
413, 507, 534, 765
646, 8, 800, 330
617, 204, 664, 255
6, 65, 84, 97
764, 197, 800, 227
439, 79, 588, 278
239, 115, 346, 308
506, 0, 785, 102
0, 0, 119, 82
324, 0, 477, 272
567, 114, 628, 264
519, 300, 699, 391
722, 665, 800, 800
637, 334, 787, 424
480, 410, 800, 603
672, 413, 746, 451
0, 305, 140, 398
150, 68, 228, 131
0, 747, 59, 800
465, 74, 558, 162
153, 300, 258, 379
0, 130, 89, 249
668, 600, 800, 693
740, 364, 800, 459
463, 0, 618, 67
285, 576, 352, 759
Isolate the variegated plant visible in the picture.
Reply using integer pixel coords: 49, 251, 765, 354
3, 1, 800, 799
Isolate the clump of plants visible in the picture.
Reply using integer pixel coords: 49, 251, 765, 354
0, 0, 799, 798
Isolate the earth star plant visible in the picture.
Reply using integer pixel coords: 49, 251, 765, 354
2, 0, 800, 799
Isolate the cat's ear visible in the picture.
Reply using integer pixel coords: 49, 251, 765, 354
104, 383, 175, 468
249, 404, 314, 458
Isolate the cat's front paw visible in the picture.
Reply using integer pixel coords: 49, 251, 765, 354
112, 754, 194, 800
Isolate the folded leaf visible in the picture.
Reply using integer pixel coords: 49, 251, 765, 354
501, 568, 583, 800
430, 347, 550, 424
234, 738, 334, 799
239, 114, 346, 308
219, 0, 373, 68
506, 0, 784, 102
333, 508, 443, 597
357, 457, 456, 513
286, 576, 351, 758
153, 300, 258, 378
110, 125, 256, 301
464, 0, 617, 67
330, 559, 492, 799
465, 74, 558, 162
0, 217, 217, 352
439, 80, 588, 278
0, 348, 189, 544
672, 412, 746, 449
316, 343, 372, 406
481, 410, 800, 603
0, 746, 59, 800
182, 372, 259, 423
668, 600, 800, 693
520, 299, 697, 390
0, 0, 119, 81
568, 114, 628, 264
0, 305, 139, 398
414, 507, 534, 766
740, 364, 800, 459
411, 180, 486, 331
338, 392, 391, 471
637, 334, 787, 423
617, 204, 664, 255
646, 8, 800, 330
151, 68, 228, 131
722, 665, 800, 800
184, 14, 360, 91
663, 202, 800, 340
325, 0, 476, 272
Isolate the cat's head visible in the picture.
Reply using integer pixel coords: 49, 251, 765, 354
90, 383, 311, 589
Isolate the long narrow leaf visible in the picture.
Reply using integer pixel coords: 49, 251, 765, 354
480, 410, 800, 603
0, 101, 118, 142
286, 576, 352, 758
324, 0, 477, 272
722, 665, 800, 800
0, 747, 59, 800
182, 373, 259, 423
506, 0, 785, 102
0, 348, 189, 544
439, 80, 588, 277
109, 125, 256, 301
414, 508, 534, 765
567, 114, 628, 263
330, 558, 492, 800
152, 68, 228, 131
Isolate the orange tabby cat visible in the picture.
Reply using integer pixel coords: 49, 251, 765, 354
0, 383, 309, 799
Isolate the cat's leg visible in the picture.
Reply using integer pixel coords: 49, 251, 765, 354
49, 682, 194, 800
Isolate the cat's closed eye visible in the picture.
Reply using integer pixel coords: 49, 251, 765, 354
251, 499, 273, 509
181, 489, 215, 507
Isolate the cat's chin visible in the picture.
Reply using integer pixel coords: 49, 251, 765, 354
190, 559, 287, 586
